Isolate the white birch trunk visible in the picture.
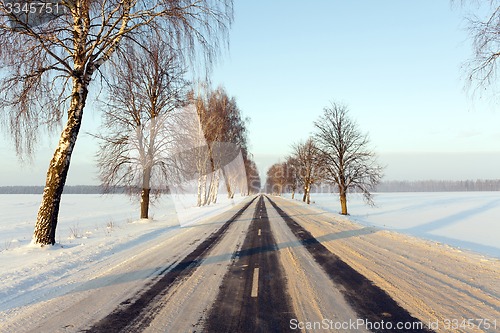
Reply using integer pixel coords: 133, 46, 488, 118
33, 77, 88, 245
209, 169, 220, 204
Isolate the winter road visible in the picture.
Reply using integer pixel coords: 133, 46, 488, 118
5, 194, 497, 332
84, 194, 428, 332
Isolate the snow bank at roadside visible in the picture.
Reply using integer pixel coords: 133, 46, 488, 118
284, 192, 500, 258
273, 196, 500, 333
0, 193, 246, 317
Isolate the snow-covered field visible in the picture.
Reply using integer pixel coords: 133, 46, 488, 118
289, 192, 500, 259
0, 193, 245, 253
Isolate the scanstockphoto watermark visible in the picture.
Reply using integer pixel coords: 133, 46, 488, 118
1, 0, 70, 29
290, 318, 425, 331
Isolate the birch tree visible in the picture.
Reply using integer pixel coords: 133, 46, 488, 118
204, 87, 231, 203
456, 1, 500, 91
0, 0, 233, 245
190, 86, 221, 206
94, 38, 188, 220
314, 102, 383, 215
190, 86, 249, 205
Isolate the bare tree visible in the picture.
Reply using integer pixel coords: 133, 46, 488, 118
0, 0, 233, 245
455, 1, 500, 92
203, 87, 234, 203
291, 138, 321, 204
314, 102, 383, 215
244, 158, 261, 195
265, 162, 286, 196
94, 38, 188, 219
285, 156, 299, 199
264, 157, 298, 198
189, 85, 249, 206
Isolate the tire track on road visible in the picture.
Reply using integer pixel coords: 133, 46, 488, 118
266, 195, 434, 333
84, 196, 258, 332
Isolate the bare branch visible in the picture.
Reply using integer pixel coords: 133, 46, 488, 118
313, 102, 384, 214
456, 1, 500, 94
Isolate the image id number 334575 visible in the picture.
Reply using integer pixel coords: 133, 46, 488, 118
2, 0, 63, 15
436, 318, 497, 331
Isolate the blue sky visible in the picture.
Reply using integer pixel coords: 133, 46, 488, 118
1, 1, 500, 185
209, 0, 500, 181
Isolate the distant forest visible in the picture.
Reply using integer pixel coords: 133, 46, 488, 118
375, 179, 500, 192
308, 179, 500, 194
1, 180, 500, 194
0, 185, 118, 194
